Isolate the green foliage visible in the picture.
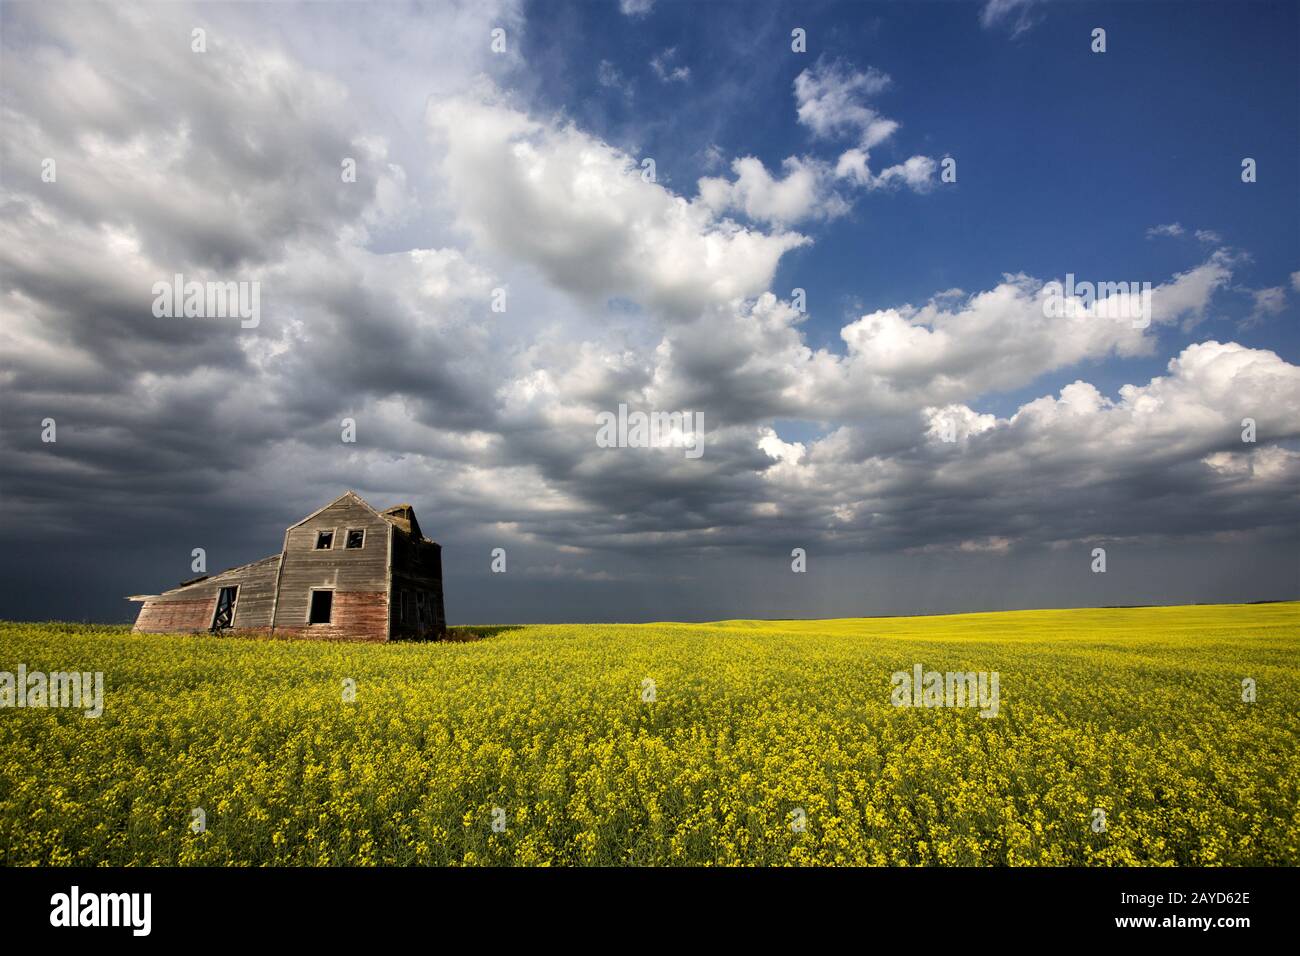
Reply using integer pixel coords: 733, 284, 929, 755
0, 603, 1296, 865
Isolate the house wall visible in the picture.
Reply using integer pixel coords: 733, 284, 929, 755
269, 590, 389, 642
132, 597, 214, 633
389, 534, 446, 640
132, 555, 281, 634
270, 495, 392, 641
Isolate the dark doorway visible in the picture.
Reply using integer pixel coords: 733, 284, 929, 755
309, 589, 333, 624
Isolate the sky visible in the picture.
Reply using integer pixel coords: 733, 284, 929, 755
1, 0, 1297, 624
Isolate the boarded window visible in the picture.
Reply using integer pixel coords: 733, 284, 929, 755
315, 531, 334, 550
309, 590, 333, 624
345, 529, 365, 549
211, 586, 238, 631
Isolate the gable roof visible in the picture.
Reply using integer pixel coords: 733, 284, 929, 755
286, 491, 434, 542
285, 490, 384, 530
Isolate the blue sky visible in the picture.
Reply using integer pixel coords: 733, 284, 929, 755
526, 0, 1298, 422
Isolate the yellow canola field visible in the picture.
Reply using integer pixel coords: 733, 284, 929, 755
0, 603, 1296, 866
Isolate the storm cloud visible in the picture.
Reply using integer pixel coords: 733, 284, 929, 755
2, 1, 1296, 624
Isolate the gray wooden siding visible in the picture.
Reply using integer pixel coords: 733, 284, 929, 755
142, 554, 281, 629
228, 556, 281, 628
389, 534, 445, 637
272, 496, 392, 629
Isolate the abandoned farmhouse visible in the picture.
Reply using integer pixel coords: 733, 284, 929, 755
128, 492, 446, 641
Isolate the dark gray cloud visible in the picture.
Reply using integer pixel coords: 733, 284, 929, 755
1, 1, 1297, 625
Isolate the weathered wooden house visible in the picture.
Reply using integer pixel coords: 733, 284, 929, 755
128, 492, 446, 641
